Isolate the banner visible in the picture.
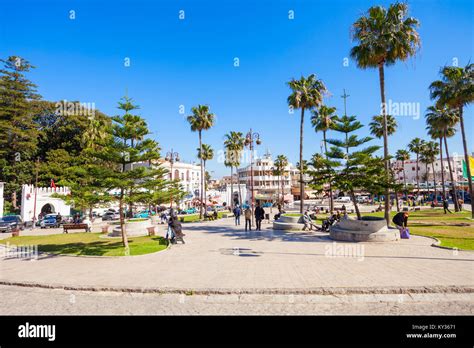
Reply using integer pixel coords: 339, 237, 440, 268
462, 156, 474, 179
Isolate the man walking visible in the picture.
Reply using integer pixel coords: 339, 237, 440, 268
443, 198, 452, 214
244, 206, 252, 231
233, 204, 241, 226
254, 201, 265, 231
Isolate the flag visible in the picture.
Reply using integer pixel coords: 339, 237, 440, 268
50, 179, 57, 189
462, 156, 474, 180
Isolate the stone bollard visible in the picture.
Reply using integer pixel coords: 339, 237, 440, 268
101, 225, 109, 234
147, 226, 155, 236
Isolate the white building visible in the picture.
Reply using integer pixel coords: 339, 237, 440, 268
157, 159, 202, 196
237, 151, 300, 203
393, 154, 465, 188
20, 185, 72, 222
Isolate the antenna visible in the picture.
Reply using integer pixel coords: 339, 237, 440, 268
341, 89, 350, 116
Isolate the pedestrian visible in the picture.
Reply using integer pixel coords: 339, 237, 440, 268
168, 209, 185, 244
443, 198, 452, 214
392, 211, 409, 238
233, 204, 241, 226
302, 211, 317, 231
254, 201, 265, 231
244, 206, 252, 231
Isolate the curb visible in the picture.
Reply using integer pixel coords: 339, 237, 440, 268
410, 234, 474, 252
0, 281, 472, 296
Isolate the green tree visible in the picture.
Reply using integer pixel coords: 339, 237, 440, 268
0, 56, 41, 209
93, 96, 163, 250
369, 114, 397, 139
311, 105, 338, 211
224, 131, 245, 206
273, 155, 289, 205
350, 2, 421, 224
327, 115, 384, 219
408, 138, 426, 195
395, 149, 410, 193
287, 74, 327, 213
420, 141, 439, 199
197, 144, 214, 208
430, 64, 474, 217
187, 105, 215, 218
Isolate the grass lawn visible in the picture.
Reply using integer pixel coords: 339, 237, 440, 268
284, 213, 303, 217
358, 209, 474, 250
1, 233, 168, 256
180, 211, 227, 223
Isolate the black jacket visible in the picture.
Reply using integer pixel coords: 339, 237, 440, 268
392, 212, 408, 227
255, 206, 265, 220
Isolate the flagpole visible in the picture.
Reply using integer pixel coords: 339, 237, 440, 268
32, 158, 39, 225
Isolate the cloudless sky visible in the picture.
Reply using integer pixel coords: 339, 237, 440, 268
1, 0, 473, 177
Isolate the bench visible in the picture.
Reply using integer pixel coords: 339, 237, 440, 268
63, 223, 90, 233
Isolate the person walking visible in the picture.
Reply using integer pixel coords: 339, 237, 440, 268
443, 198, 452, 214
244, 206, 252, 231
233, 204, 241, 226
254, 201, 265, 231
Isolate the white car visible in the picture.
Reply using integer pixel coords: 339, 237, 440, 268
335, 197, 351, 203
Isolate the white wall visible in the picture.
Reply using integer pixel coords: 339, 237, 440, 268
21, 185, 72, 222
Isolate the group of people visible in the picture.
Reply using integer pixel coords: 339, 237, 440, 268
165, 209, 185, 244
232, 202, 266, 231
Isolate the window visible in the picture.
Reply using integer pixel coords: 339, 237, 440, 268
174, 169, 179, 180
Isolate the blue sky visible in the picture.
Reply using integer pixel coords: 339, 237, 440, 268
1, 0, 473, 177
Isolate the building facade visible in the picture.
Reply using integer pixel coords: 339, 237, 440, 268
20, 185, 72, 222
236, 151, 300, 203
393, 154, 466, 188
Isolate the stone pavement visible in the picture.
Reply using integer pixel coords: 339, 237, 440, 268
0, 217, 473, 293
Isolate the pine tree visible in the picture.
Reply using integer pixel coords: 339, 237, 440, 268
0, 56, 41, 209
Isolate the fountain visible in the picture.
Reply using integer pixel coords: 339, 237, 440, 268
273, 214, 305, 231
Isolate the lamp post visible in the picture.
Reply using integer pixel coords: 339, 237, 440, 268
244, 129, 261, 226
165, 149, 180, 208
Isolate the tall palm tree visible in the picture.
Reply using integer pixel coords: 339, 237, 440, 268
274, 155, 289, 205
421, 141, 440, 199
224, 131, 245, 207
350, 2, 421, 225
430, 63, 474, 217
187, 105, 215, 219
426, 105, 461, 210
395, 149, 410, 193
311, 105, 338, 212
369, 114, 397, 139
287, 74, 327, 213
408, 138, 426, 196
197, 144, 214, 210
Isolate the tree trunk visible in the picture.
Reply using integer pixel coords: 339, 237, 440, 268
350, 189, 361, 219
238, 172, 243, 207
439, 137, 446, 200
458, 107, 474, 218
299, 107, 305, 213
378, 63, 390, 226
281, 172, 285, 206
323, 130, 334, 212
119, 193, 129, 249
277, 172, 280, 206
425, 163, 429, 198
230, 166, 234, 208
416, 154, 420, 195
203, 159, 207, 212
199, 130, 204, 219
431, 162, 437, 202
444, 134, 460, 211
402, 160, 407, 194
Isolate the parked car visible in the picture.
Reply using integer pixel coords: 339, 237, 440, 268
335, 196, 351, 203
102, 211, 120, 221
133, 211, 150, 218
0, 215, 25, 233
262, 202, 273, 208
40, 215, 61, 228
184, 207, 197, 214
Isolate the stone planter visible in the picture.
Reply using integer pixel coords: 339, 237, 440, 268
11, 229, 20, 237
147, 226, 156, 236
273, 215, 305, 230
329, 216, 399, 242
101, 226, 109, 234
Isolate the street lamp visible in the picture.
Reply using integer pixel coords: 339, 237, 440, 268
165, 149, 180, 208
244, 129, 261, 225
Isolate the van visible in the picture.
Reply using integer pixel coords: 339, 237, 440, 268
335, 196, 351, 203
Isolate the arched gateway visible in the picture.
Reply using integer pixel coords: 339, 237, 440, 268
20, 185, 71, 222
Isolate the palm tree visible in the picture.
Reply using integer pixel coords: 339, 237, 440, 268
287, 74, 327, 213
408, 138, 426, 196
311, 105, 338, 211
224, 131, 245, 207
274, 155, 289, 205
187, 105, 215, 219
395, 149, 410, 192
430, 63, 474, 217
420, 141, 440, 199
350, 2, 421, 225
197, 144, 214, 210
369, 115, 397, 139
425, 106, 461, 210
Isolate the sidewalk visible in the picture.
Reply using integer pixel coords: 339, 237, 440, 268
1, 218, 473, 293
